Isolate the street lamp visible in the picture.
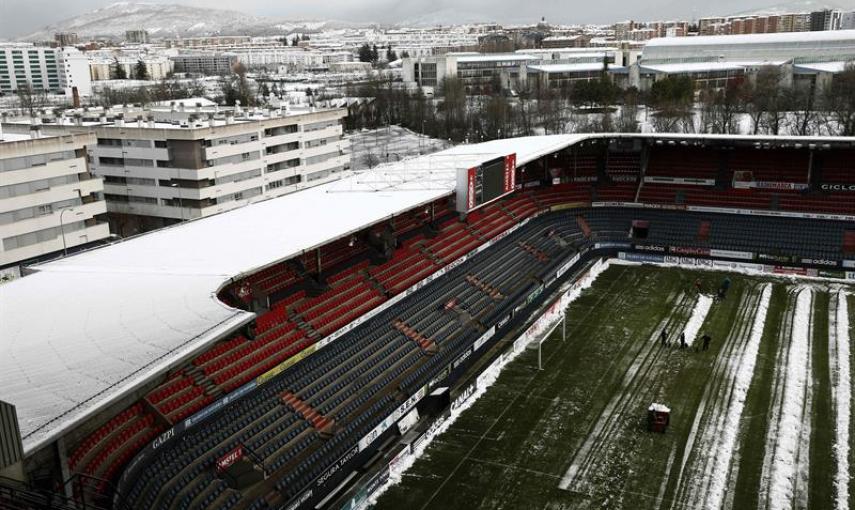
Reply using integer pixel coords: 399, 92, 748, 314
59, 188, 83, 257
59, 207, 83, 257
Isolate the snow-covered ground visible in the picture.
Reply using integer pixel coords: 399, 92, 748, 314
684, 294, 714, 346
764, 288, 814, 510
347, 126, 452, 171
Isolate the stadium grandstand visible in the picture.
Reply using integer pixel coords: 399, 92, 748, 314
0, 132, 854, 510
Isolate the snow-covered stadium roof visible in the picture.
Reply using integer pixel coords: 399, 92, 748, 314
0, 135, 575, 454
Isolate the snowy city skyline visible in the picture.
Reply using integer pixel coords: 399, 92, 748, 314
4, 0, 855, 38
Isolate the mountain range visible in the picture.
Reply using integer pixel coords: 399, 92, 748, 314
20, 2, 356, 41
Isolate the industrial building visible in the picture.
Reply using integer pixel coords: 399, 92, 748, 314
634, 29, 855, 92
403, 49, 627, 93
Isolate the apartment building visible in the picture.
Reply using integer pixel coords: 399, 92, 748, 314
698, 12, 822, 36
0, 129, 109, 268
170, 53, 238, 75
8, 105, 350, 235
89, 57, 173, 81
227, 47, 325, 70
164, 36, 252, 49
54, 33, 79, 47
0, 44, 92, 96
125, 30, 150, 44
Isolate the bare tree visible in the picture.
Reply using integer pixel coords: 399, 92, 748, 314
16, 84, 49, 117
616, 89, 640, 132
822, 63, 855, 136
745, 66, 784, 135
516, 92, 535, 136
784, 86, 819, 136
699, 81, 743, 134
647, 75, 694, 133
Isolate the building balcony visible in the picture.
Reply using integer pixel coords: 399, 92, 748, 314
261, 131, 301, 147
0, 222, 111, 267
94, 145, 169, 161
300, 125, 343, 142
105, 200, 201, 221
1, 156, 89, 187
204, 139, 262, 160
0, 178, 103, 215
0, 200, 107, 238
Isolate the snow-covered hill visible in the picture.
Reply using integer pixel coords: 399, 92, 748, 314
21, 2, 352, 41
399, 9, 503, 27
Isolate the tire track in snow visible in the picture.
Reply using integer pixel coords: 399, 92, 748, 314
762, 287, 814, 510
666, 285, 764, 510
832, 291, 851, 510
560, 290, 695, 493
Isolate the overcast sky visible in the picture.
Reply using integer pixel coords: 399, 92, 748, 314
2, 0, 854, 38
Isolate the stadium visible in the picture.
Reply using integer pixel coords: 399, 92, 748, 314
1, 132, 854, 510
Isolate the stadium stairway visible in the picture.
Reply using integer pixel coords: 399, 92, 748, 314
280, 392, 334, 433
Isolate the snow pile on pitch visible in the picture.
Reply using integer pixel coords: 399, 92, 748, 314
684, 294, 714, 346
767, 288, 812, 510
705, 283, 772, 510
834, 292, 852, 510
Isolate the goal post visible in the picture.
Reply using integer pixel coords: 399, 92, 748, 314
535, 313, 567, 371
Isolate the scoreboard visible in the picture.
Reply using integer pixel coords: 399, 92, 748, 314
456, 153, 516, 213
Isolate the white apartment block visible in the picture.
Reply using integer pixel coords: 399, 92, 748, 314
10, 106, 351, 234
229, 47, 325, 69
0, 44, 92, 97
0, 129, 109, 268
89, 57, 173, 81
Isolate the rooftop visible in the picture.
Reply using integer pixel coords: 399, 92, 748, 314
640, 60, 788, 74
455, 54, 537, 63
528, 63, 623, 73
794, 61, 852, 74
0, 132, 34, 143
645, 29, 855, 47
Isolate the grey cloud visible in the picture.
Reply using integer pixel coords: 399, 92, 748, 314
3, 0, 855, 38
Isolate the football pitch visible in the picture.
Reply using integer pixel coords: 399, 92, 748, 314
371, 264, 855, 510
